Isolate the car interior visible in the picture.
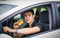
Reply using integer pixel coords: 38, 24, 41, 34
23, 7, 49, 38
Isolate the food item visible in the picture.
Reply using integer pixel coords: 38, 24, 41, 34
17, 20, 23, 26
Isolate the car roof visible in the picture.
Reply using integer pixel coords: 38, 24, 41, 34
0, 0, 60, 21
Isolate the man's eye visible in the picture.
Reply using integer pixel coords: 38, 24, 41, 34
28, 14, 31, 16
24, 15, 27, 17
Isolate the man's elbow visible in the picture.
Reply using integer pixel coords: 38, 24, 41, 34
33, 26, 40, 33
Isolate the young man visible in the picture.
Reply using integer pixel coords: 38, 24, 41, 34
3, 9, 43, 38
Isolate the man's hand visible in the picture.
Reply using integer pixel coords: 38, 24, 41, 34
3, 26, 10, 32
3, 26, 17, 33
13, 22, 19, 29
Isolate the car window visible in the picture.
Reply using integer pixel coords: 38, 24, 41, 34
1, 4, 51, 37
0, 4, 17, 15
57, 3, 60, 28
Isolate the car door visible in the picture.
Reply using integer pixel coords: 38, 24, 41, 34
0, 1, 60, 38
0, 2, 51, 37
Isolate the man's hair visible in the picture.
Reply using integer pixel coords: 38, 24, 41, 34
23, 9, 34, 15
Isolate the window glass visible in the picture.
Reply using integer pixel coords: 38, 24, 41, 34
57, 4, 60, 28
57, 4, 60, 12
0, 4, 17, 15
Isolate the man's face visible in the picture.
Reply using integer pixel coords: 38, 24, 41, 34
24, 12, 34, 23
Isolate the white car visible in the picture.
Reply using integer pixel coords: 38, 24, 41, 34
0, 0, 60, 38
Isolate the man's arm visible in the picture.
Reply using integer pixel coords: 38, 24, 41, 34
4, 26, 40, 35
17, 26, 40, 35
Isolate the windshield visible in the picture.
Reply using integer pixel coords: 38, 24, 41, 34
0, 4, 17, 15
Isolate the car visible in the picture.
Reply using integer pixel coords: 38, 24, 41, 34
0, 0, 60, 38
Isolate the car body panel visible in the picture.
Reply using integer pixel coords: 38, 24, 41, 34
0, 0, 60, 38
24, 29, 60, 38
